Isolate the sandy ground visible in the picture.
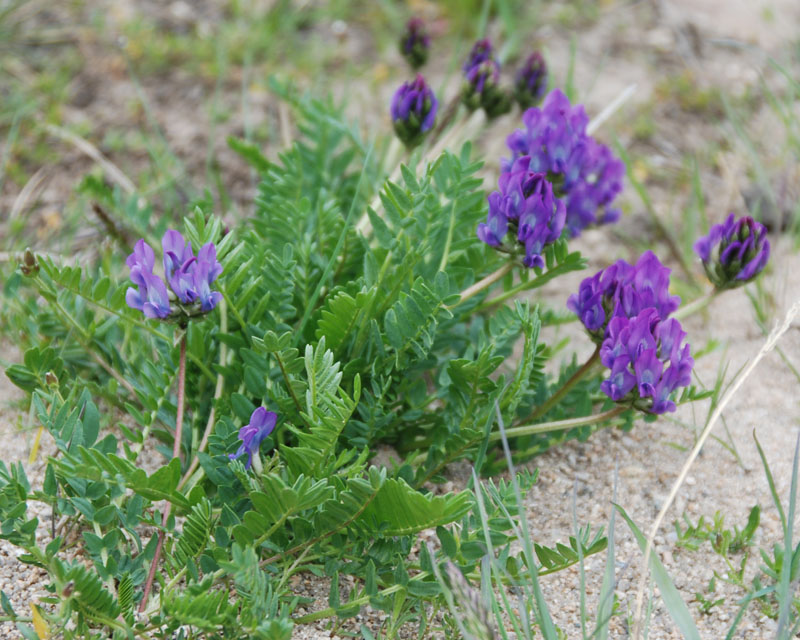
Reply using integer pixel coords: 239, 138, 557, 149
2, 0, 800, 638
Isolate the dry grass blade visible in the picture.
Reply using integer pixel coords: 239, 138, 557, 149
8, 166, 50, 220
631, 298, 800, 639
44, 123, 135, 194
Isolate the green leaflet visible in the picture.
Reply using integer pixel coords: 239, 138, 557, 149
359, 477, 472, 536
170, 499, 213, 570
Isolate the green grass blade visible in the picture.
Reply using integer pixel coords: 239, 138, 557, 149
614, 504, 702, 640
495, 404, 558, 639
776, 433, 800, 638
591, 466, 618, 640
754, 431, 787, 531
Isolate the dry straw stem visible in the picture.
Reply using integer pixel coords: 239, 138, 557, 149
631, 298, 800, 639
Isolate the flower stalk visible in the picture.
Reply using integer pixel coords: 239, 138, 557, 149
522, 347, 601, 423
448, 261, 514, 308
138, 332, 187, 613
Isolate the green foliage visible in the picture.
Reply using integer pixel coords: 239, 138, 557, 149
0, 67, 721, 639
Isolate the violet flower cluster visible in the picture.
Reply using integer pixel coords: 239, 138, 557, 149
599, 309, 693, 414
505, 89, 624, 235
477, 156, 566, 268
126, 230, 223, 320
461, 39, 511, 118
399, 17, 429, 69
391, 74, 438, 148
694, 213, 770, 289
229, 407, 277, 470
514, 52, 547, 110
567, 251, 680, 341
568, 252, 691, 414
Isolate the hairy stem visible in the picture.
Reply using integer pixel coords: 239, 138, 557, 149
449, 261, 515, 308
138, 333, 187, 613
178, 300, 228, 491
520, 346, 601, 423
489, 406, 626, 442
672, 289, 719, 321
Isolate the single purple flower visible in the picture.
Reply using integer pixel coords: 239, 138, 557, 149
694, 214, 770, 288
126, 269, 171, 319
477, 195, 508, 247
229, 407, 277, 470
391, 74, 438, 148
399, 17, 430, 69
514, 52, 548, 110
126, 239, 155, 273
193, 260, 224, 312
600, 355, 637, 401
197, 242, 223, 284
162, 230, 197, 304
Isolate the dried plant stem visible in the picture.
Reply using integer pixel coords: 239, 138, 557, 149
631, 299, 800, 639
586, 83, 637, 136
139, 333, 187, 613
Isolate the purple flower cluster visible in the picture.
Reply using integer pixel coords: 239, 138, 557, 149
514, 52, 547, 110
568, 251, 691, 414
126, 230, 223, 319
505, 89, 624, 235
694, 214, 770, 289
599, 309, 693, 414
229, 407, 277, 470
461, 39, 511, 118
478, 156, 566, 268
399, 17, 430, 69
391, 74, 438, 148
567, 251, 681, 340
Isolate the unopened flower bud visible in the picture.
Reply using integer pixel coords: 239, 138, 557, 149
514, 52, 548, 109
20, 248, 39, 276
399, 17, 430, 69
390, 74, 438, 148
694, 214, 770, 289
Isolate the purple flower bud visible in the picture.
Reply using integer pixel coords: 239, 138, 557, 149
463, 39, 495, 72
598, 308, 693, 414
391, 74, 438, 148
694, 214, 770, 289
503, 89, 624, 235
477, 158, 565, 268
514, 52, 548, 110
462, 57, 512, 118
567, 251, 680, 341
228, 407, 277, 470
399, 17, 430, 69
